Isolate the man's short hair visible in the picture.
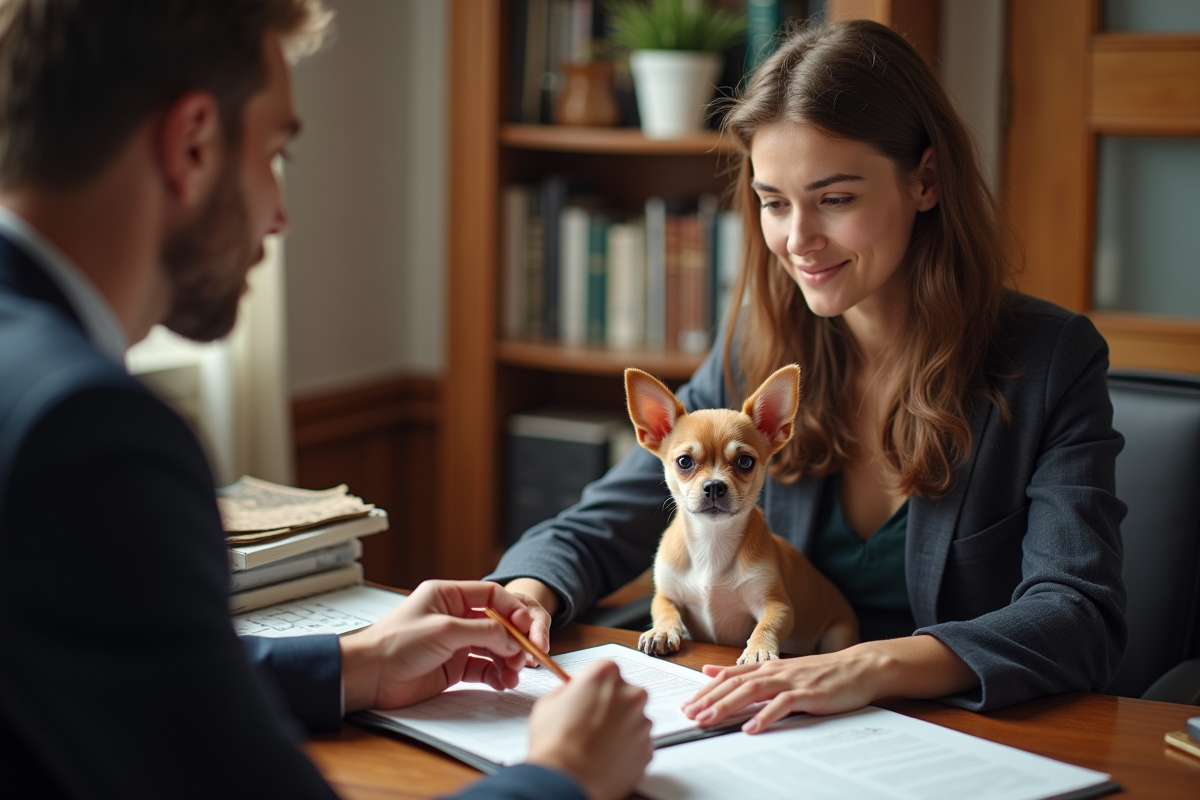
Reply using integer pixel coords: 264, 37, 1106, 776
0, 0, 330, 191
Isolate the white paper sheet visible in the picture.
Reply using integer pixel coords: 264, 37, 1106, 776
638, 705, 1115, 800
363, 643, 722, 766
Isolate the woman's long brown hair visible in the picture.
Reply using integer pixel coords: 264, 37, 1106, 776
721, 19, 1013, 498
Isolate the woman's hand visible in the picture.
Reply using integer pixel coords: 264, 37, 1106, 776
339, 580, 531, 712
683, 646, 884, 732
682, 635, 978, 734
527, 660, 653, 800
503, 577, 559, 668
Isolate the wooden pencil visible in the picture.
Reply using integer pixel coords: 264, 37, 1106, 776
482, 606, 571, 682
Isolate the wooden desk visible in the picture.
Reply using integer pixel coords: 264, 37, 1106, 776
306, 624, 1200, 799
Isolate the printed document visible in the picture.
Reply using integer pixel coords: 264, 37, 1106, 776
637, 705, 1116, 800
354, 643, 745, 771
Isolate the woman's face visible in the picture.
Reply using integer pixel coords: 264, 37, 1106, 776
749, 123, 938, 323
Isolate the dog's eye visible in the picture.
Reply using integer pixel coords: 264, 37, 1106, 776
735, 455, 755, 472
676, 455, 695, 471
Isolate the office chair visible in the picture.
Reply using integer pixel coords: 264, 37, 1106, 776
1105, 370, 1200, 703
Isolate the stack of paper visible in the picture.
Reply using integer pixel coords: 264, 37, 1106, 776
353, 643, 1117, 800
218, 477, 389, 614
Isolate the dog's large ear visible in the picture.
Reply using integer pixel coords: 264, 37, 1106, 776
741, 364, 800, 454
625, 368, 686, 455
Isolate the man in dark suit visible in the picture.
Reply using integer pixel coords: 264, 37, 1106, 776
0, 2, 651, 798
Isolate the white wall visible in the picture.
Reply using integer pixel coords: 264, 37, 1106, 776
284, 0, 447, 396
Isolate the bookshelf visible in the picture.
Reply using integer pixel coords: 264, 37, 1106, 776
439, 1, 938, 580
438, 1, 739, 579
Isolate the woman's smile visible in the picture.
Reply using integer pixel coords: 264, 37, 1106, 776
792, 258, 850, 286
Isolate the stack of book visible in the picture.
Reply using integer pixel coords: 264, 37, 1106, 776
502, 183, 744, 353
219, 477, 390, 615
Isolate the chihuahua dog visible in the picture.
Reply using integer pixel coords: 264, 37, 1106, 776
626, 365, 858, 664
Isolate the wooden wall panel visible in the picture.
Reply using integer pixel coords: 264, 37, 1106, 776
294, 376, 441, 591
1090, 36, 1200, 133
1003, 0, 1094, 312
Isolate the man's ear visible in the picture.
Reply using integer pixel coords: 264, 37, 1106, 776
912, 145, 939, 212
625, 368, 686, 456
741, 364, 800, 454
158, 90, 223, 206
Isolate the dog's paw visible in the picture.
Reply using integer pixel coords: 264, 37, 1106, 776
639, 626, 684, 656
736, 647, 780, 665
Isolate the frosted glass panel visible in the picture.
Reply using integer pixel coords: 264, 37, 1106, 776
1103, 0, 1200, 32
1093, 137, 1200, 319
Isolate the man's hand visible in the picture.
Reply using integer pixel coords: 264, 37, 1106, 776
340, 580, 530, 712
526, 660, 653, 800
503, 578, 558, 668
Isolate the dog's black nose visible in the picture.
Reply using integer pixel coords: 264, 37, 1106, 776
702, 480, 727, 499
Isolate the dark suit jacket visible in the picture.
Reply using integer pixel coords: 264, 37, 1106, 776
489, 293, 1128, 712
0, 234, 583, 800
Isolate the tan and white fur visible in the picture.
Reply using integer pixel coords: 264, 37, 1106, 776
627, 365, 858, 664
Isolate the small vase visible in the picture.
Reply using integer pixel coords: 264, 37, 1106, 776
554, 60, 620, 127
628, 50, 723, 139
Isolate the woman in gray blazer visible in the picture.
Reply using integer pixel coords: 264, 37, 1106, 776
488, 20, 1126, 725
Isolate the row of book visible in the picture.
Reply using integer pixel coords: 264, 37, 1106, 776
506, 0, 812, 128
219, 477, 389, 615
502, 180, 744, 353
507, 0, 639, 127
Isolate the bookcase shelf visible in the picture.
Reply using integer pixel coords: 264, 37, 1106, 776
497, 340, 706, 379
500, 124, 734, 156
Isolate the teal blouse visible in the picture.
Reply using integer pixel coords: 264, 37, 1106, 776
809, 473, 916, 641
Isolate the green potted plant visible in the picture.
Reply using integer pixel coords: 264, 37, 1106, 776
607, 0, 746, 138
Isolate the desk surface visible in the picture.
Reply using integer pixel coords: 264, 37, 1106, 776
306, 624, 1200, 799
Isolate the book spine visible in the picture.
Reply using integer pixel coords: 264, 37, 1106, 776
228, 539, 362, 594
664, 214, 681, 351
559, 206, 590, 346
544, 0, 571, 122
502, 185, 531, 340
682, 193, 716, 352
523, 0, 548, 123
229, 562, 364, 615
705, 195, 721, 332
230, 509, 390, 570
606, 221, 646, 350
540, 175, 568, 340
715, 210, 743, 329
677, 214, 707, 353
586, 214, 608, 345
568, 0, 593, 62
526, 192, 545, 339
507, 0, 529, 123
746, 0, 781, 75
644, 196, 667, 350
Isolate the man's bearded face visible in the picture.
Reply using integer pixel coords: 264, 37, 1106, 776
161, 157, 261, 342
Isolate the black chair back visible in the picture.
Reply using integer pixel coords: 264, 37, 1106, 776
1105, 370, 1200, 698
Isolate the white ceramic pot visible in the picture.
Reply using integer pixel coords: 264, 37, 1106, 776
628, 50, 723, 139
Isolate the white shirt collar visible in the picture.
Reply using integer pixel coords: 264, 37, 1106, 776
0, 206, 128, 364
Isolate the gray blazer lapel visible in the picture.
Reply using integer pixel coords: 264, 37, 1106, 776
906, 397, 995, 627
